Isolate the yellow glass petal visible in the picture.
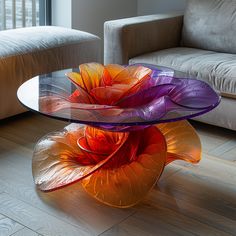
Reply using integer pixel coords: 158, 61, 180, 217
156, 120, 201, 165
66, 72, 85, 89
79, 63, 105, 92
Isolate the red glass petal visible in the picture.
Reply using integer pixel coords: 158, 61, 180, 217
81, 126, 167, 208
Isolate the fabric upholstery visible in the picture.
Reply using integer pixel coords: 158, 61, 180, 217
182, 0, 236, 54
193, 96, 236, 131
130, 47, 236, 130
0, 26, 100, 119
129, 47, 236, 97
104, 14, 183, 65
104, 1, 236, 131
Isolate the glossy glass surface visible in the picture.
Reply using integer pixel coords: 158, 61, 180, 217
33, 120, 201, 208
17, 64, 220, 129
18, 63, 207, 208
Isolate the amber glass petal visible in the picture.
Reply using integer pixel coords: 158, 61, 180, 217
81, 126, 166, 208
105, 64, 126, 80
157, 120, 201, 165
79, 63, 105, 91
112, 64, 151, 85
126, 65, 152, 81
32, 124, 128, 191
67, 63, 106, 92
66, 72, 85, 89
111, 65, 152, 99
90, 84, 131, 105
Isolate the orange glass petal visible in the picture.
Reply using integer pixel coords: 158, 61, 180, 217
19, 63, 217, 208
157, 120, 201, 165
32, 121, 201, 207
111, 64, 151, 85
90, 84, 131, 105
66, 63, 152, 106
67, 63, 106, 92
105, 64, 125, 82
32, 124, 128, 191
81, 126, 167, 208
79, 63, 105, 92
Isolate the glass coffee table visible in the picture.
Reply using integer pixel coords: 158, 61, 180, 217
17, 63, 220, 208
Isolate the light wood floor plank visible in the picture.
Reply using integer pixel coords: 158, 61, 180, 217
11, 227, 39, 236
0, 114, 235, 236
0, 193, 90, 236
0, 113, 67, 149
101, 158, 236, 236
158, 163, 236, 221
0, 122, 135, 235
190, 121, 236, 155
101, 202, 232, 236
221, 146, 236, 162
208, 140, 236, 158
146, 187, 236, 235
0, 214, 24, 236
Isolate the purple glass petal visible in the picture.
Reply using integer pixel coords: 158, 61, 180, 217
116, 84, 176, 108
169, 79, 220, 109
17, 65, 221, 131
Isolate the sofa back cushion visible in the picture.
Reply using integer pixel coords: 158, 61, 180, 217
182, 0, 236, 54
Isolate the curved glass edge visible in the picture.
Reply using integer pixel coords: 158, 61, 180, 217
17, 65, 221, 130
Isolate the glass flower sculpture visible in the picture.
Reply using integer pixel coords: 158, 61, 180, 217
32, 63, 220, 208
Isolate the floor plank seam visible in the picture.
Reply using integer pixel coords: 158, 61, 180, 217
0, 197, 39, 236
8, 227, 35, 236
160, 168, 183, 182
155, 192, 236, 236
208, 140, 236, 157
143, 201, 212, 236
1, 114, 235, 236
159, 188, 236, 226
97, 211, 136, 236
0, 191, 89, 235
0, 136, 33, 155
203, 153, 236, 167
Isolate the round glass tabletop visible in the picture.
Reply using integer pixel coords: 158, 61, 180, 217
17, 63, 220, 130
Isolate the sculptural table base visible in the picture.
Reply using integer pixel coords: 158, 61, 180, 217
32, 120, 201, 208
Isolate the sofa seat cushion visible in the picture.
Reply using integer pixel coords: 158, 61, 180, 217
129, 47, 236, 98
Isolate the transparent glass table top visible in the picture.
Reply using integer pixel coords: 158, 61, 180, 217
17, 63, 220, 208
17, 64, 220, 130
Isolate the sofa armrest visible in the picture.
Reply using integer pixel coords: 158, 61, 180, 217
104, 14, 183, 65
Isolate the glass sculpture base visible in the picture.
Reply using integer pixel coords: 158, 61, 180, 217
32, 120, 201, 208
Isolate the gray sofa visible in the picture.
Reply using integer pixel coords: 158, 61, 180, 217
0, 26, 100, 120
104, 0, 236, 131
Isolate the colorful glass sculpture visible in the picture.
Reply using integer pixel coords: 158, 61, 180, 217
38, 63, 220, 130
17, 63, 220, 208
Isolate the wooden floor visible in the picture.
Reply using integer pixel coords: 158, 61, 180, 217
0, 113, 235, 236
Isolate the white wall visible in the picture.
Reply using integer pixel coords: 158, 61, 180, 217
71, 0, 137, 38
137, 0, 186, 15
52, 0, 186, 36
52, 0, 72, 28
70, 0, 137, 62
51, 0, 186, 61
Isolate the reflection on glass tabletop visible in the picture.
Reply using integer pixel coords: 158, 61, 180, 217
17, 63, 220, 130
